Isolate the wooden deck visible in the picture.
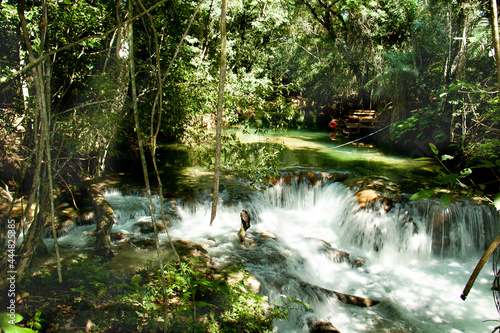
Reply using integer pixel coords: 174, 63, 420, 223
335, 110, 379, 136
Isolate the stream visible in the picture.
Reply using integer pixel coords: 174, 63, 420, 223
50, 130, 499, 332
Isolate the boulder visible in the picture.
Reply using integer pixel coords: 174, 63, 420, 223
227, 271, 261, 293
307, 238, 365, 268
134, 218, 168, 234
308, 320, 341, 333
354, 189, 380, 208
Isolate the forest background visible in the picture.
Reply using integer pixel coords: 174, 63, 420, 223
0, 0, 500, 331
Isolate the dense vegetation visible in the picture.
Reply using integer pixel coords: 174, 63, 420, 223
1, 0, 499, 331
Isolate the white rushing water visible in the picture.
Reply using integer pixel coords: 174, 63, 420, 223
53, 177, 499, 332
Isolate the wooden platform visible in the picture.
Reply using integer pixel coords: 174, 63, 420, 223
336, 110, 379, 136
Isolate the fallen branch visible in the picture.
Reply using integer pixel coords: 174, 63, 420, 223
299, 281, 379, 307
461, 230, 500, 300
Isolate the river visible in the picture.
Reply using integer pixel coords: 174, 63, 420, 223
53, 130, 499, 332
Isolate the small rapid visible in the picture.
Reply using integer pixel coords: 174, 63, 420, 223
51, 177, 499, 332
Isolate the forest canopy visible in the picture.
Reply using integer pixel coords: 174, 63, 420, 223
0, 0, 499, 307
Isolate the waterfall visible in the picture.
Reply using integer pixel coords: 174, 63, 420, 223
49, 179, 499, 332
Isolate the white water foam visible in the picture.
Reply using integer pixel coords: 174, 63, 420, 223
48, 180, 499, 332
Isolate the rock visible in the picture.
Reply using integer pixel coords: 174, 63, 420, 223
355, 189, 380, 208
259, 232, 277, 240
111, 232, 128, 241
308, 238, 365, 268
170, 240, 211, 264
308, 320, 341, 333
227, 271, 261, 293
238, 209, 251, 243
131, 238, 156, 248
268, 170, 350, 186
134, 217, 168, 234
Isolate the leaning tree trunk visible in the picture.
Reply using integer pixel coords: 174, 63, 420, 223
210, 0, 227, 226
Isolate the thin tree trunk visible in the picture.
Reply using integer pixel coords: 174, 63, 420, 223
128, 1, 168, 330
491, 0, 500, 90
1, 0, 62, 290
210, 0, 227, 226
43, 58, 62, 283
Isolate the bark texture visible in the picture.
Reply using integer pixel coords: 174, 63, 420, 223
89, 184, 115, 258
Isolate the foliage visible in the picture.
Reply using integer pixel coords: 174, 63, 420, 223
411, 143, 499, 207
21, 255, 300, 332
0, 313, 36, 333
185, 131, 287, 187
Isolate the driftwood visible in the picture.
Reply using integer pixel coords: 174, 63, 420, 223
299, 280, 379, 307
87, 184, 115, 258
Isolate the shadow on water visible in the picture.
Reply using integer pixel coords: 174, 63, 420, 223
104, 129, 441, 198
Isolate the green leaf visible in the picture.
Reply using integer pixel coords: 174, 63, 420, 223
441, 154, 454, 161
429, 143, 439, 155
0, 313, 36, 333
414, 157, 434, 161
196, 301, 216, 308
410, 190, 436, 200
495, 193, 500, 211
440, 193, 451, 207
438, 173, 458, 185
473, 159, 496, 169
459, 168, 472, 178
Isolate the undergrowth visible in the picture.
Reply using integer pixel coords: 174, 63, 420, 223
19, 254, 297, 332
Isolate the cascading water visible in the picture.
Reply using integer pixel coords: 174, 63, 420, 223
51, 176, 499, 332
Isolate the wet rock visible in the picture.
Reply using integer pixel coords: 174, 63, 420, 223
308, 320, 341, 333
74, 212, 95, 226
111, 232, 128, 241
238, 209, 251, 243
170, 240, 211, 264
354, 188, 393, 212
259, 232, 278, 240
133, 217, 169, 234
269, 170, 350, 186
227, 271, 261, 293
131, 238, 156, 248
307, 238, 365, 268
355, 189, 380, 208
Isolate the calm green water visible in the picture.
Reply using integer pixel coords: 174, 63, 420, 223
136, 129, 439, 197
237, 130, 439, 191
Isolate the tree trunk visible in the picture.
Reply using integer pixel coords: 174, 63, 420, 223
129, 1, 168, 330
210, 0, 227, 226
491, 0, 500, 90
0, 0, 59, 291
88, 184, 115, 258
12, 168, 50, 287
298, 280, 379, 307
43, 50, 62, 282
